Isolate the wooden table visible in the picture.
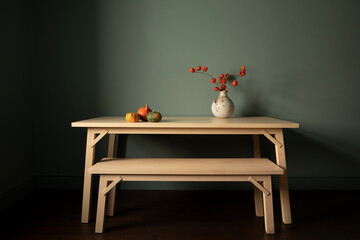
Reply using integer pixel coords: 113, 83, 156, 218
72, 116, 299, 225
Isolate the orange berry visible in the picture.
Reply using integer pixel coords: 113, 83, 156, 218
202, 66, 208, 72
232, 80, 238, 86
221, 84, 226, 90
196, 65, 202, 71
241, 65, 245, 70
189, 68, 195, 73
214, 87, 219, 91
210, 78, 216, 83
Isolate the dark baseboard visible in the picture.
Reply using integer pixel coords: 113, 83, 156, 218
0, 178, 36, 212
36, 176, 360, 190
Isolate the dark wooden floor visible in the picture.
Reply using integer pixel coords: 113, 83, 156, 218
1, 190, 359, 240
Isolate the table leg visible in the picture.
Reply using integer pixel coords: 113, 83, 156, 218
106, 134, 116, 216
253, 135, 264, 217
274, 129, 292, 224
81, 129, 96, 223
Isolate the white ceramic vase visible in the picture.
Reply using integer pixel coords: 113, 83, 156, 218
211, 89, 234, 118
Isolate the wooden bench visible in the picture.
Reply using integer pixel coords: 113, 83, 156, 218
88, 158, 284, 234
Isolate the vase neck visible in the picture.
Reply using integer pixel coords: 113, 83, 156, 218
219, 90, 228, 97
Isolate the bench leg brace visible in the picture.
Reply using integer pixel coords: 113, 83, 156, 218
95, 176, 122, 233
101, 176, 122, 195
248, 177, 270, 196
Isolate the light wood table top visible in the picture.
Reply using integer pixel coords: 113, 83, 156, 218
72, 116, 299, 129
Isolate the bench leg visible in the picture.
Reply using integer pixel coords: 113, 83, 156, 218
95, 176, 108, 233
254, 187, 264, 217
262, 176, 275, 234
106, 188, 116, 217
106, 134, 116, 217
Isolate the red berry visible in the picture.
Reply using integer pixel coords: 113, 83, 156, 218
214, 87, 219, 91
196, 65, 202, 71
210, 78, 216, 83
223, 79, 227, 84
202, 66, 208, 72
225, 73, 229, 78
221, 85, 226, 90
189, 68, 195, 73
218, 76, 222, 80
232, 80, 238, 86
220, 73, 224, 78
238, 71, 241, 75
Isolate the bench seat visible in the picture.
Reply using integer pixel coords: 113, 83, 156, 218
90, 158, 282, 234
89, 158, 284, 176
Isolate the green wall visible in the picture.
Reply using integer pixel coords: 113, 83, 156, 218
2, 0, 360, 194
0, 0, 36, 209
43, 0, 360, 189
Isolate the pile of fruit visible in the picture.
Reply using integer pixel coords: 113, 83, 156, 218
126, 104, 162, 122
